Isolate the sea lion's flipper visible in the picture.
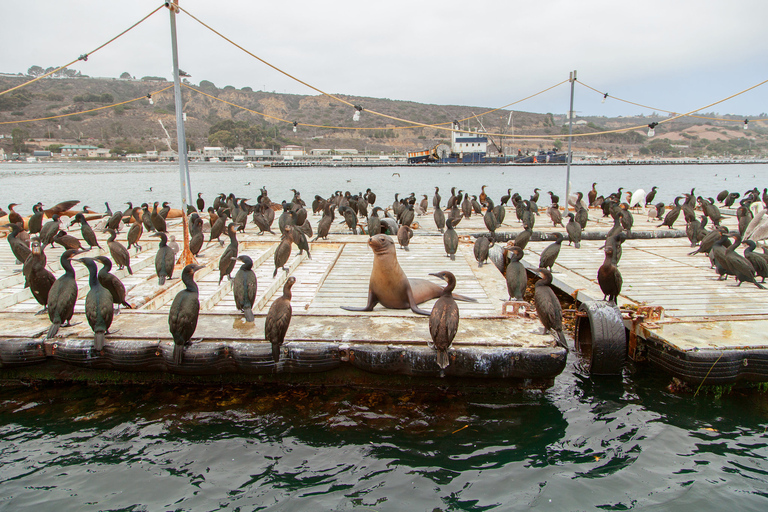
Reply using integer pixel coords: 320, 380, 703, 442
341, 290, 378, 312
451, 292, 478, 303
406, 286, 431, 315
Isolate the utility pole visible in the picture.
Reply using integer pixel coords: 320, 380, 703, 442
565, 70, 576, 212
168, 1, 193, 264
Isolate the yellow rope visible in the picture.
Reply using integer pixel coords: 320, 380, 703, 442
178, 5, 570, 136
578, 80, 768, 123
0, 85, 174, 125
452, 79, 570, 126
693, 352, 724, 398
183, 82, 575, 137
0, 4, 165, 97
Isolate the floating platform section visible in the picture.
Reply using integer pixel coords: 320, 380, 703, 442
0, 215, 566, 390
2, 202, 764, 388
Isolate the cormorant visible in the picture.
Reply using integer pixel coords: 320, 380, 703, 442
428, 271, 459, 370
265, 276, 295, 363
52, 230, 82, 251
78, 257, 114, 351
443, 218, 458, 260
94, 256, 131, 313
312, 204, 336, 241
39, 214, 60, 248
725, 234, 765, 289
46, 249, 82, 339
151, 232, 175, 285
217, 223, 239, 284
433, 204, 446, 233
513, 224, 532, 250
151, 202, 166, 232
26, 237, 55, 315
70, 212, 101, 249
534, 268, 568, 349
168, 264, 205, 365
273, 230, 293, 277
473, 234, 493, 267
397, 225, 413, 251
290, 224, 311, 259
6, 223, 31, 264
598, 247, 623, 303
197, 192, 205, 212
189, 216, 204, 255
658, 196, 682, 229
645, 186, 658, 206
233, 255, 257, 322
539, 232, 564, 270
28, 203, 44, 234
106, 228, 132, 274
502, 245, 526, 300
588, 183, 598, 206
744, 240, 768, 283
126, 207, 143, 252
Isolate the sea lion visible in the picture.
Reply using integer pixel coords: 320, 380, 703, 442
341, 234, 476, 315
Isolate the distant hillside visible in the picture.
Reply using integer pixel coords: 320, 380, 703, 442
1, 74, 765, 159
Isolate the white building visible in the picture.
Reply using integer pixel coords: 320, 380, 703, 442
451, 129, 487, 154
247, 149, 273, 157
280, 145, 304, 157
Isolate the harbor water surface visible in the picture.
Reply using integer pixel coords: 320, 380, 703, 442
1, 162, 767, 510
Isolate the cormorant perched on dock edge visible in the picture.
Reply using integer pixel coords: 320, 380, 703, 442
534, 268, 568, 350
428, 271, 459, 370
78, 257, 114, 351
265, 276, 296, 363
168, 264, 205, 365
46, 249, 83, 339
233, 255, 257, 322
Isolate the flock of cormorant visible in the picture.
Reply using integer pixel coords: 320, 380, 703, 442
3, 180, 768, 370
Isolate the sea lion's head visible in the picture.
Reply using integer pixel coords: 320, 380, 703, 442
368, 234, 395, 255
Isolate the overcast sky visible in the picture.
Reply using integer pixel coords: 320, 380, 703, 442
3, 0, 767, 121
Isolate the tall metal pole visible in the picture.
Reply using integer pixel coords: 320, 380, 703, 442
168, 2, 193, 264
565, 70, 576, 212
169, 2, 191, 206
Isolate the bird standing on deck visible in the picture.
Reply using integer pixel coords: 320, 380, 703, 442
107, 228, 132, 274
473, 234, 493, 267
539, 232, 564, 270
233, 255, 257, 322
534, 268, 568, 350
46, 249, 82, 339
502, 245, 527, 300
443, 218, 458, 260
598, 247, 623, 303
265, 276, 296, 363
428, 271, 459, 370
6, 223, 31, 265
152, 232, 175, 285
218, 223, 239, 283
94, 256, 131, 313
168, 264, 205, 365
78, 257, 114, 352
26, 238, 55, 315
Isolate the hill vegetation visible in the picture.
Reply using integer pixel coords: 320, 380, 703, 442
1, 73, 766, 159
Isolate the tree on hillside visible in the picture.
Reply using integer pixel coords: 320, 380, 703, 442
28, 65, 44, 77
200, 80, 217, 92
120, 72, 132, 79
11, 128, 29, 154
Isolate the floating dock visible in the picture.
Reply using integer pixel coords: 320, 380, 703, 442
0, 212, 565, 391
0, 203, 765, 388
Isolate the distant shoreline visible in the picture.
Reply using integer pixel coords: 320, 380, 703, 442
2, 158, 766, 167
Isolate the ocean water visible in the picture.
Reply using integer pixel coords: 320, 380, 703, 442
1, 162, 767, 510
1, 364, 767, 511
0, 161, 765, 215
